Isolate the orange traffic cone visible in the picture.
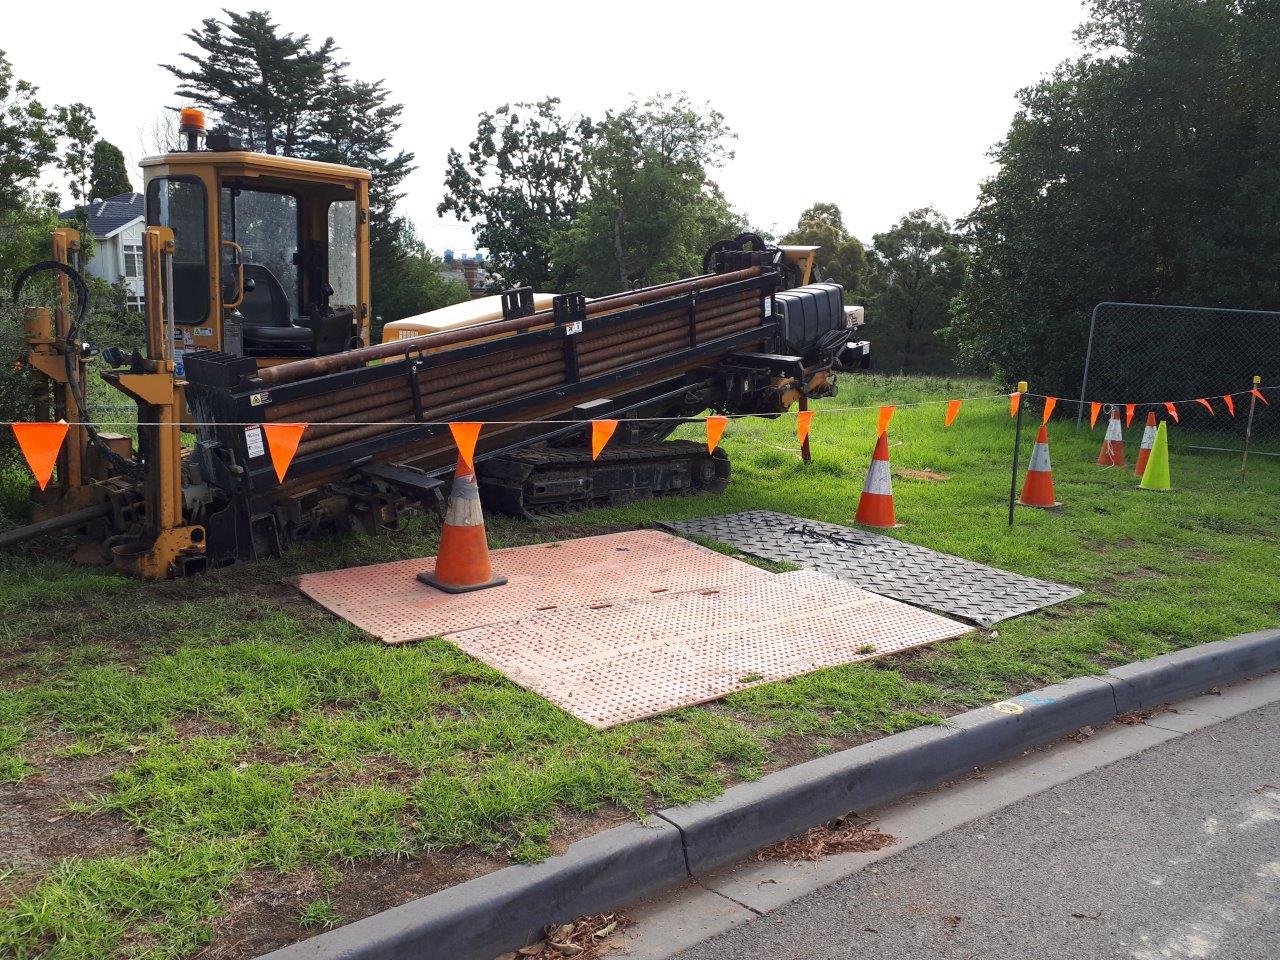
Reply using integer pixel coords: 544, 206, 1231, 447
1134, 412, 1157, 477
855, 432, 899, 528
1019, 424, 1060, 508
417, 456, 508, 593
1096, 407, 1126, 467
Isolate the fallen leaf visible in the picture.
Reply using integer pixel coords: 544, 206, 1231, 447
594, 921, 618, 938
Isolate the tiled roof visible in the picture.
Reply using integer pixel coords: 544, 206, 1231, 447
60, 192, 144, 238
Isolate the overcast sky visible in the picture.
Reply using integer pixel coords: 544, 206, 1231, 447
10, 0, 1087, 253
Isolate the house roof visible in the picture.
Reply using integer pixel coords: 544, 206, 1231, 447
60, 192, 145, 239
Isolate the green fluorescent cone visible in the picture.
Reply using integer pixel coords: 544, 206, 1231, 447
1139, 420, 1171, 491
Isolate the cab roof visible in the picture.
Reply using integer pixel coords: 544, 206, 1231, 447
140, 150, 371, 183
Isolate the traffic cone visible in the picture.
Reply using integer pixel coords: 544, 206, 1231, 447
1138, 421, 1171, 491
855, 432, 899, 528
1134, 412, 1157, 477
1096, 407, 1126, 467
417, 456, 508, 593
1019, 425, 1060, 508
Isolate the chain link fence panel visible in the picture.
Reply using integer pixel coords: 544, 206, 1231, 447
1076, 302, 1279, 457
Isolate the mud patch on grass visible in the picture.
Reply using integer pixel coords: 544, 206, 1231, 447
0, 737, 143, 867
894, 468, 951, 483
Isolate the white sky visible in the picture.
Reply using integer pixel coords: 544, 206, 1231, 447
9, 0, 1086, 252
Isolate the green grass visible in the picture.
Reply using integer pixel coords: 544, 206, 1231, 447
1, 373, 1278, 959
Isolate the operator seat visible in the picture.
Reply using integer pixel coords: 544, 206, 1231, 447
238, 264, 312, 351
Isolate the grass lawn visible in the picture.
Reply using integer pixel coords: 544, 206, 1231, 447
1, 373, 1277, 959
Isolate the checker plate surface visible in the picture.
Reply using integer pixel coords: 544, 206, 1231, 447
295, 531, 764, 645
661, 511, 1082, 627
295, 530, 971, 728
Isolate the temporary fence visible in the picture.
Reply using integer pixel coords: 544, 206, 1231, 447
1077, 302, 1279, 457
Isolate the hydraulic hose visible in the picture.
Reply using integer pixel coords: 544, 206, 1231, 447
11, 260, 140, 477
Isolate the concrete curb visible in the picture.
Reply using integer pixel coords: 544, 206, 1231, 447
257, 627, 1280, 960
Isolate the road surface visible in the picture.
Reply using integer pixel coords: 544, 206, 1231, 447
671, 701, 1280, 960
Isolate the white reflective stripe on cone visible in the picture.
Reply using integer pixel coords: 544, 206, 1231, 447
1140, 426, 1156, 449
1028, 441, 1052, 473
863, 458, 893, 495
1105, 418, 1123, 441
444, 474, 485, 527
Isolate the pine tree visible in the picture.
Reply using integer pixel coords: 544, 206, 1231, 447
164, 10, 333, 156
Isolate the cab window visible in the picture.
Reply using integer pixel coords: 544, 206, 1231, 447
221, 186, 300, 319
327, 199, 358, 309
145, 177, 208, 324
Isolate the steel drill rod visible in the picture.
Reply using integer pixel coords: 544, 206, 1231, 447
0, 501, 114, 550
256, 267, 765, 386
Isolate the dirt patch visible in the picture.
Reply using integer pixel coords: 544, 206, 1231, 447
756, 816, 896, 862
893, 468, 951, 483
0, 739, 143, 868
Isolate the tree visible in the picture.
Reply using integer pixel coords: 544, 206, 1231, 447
951, 0, 1280, 392
438, 97, 592, 291
164, 10, 334, 156
780, 203, 867, 292
89, 140, 132, 198
57, 102, 97, 212
559, 94, 742, 295
0, 49, 58, 216
863, 208, 964, 374
305, 67, 414, 294
167, 10, 426, 324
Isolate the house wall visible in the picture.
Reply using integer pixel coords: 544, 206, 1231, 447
81, 220, 146, 306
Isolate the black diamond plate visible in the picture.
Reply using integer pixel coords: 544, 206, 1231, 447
660, 511, 1082, 627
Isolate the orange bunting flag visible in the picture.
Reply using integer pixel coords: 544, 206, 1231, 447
1042, 396, 1057, 424
1223, 394, 1235, 416
1009, 392, 1021, 417
877, 405, 895, 436
1195, 397, 1215, 415
449, 421, 483, 473
944, 399, 962, 427
705, 414, 727, 454
13, 420, 69, 491
1089, 402, 1102, 428
591, 419, 618, 461
263, 422, 307, 483
797, 409, 814, 446
1124, 403, 1136, 427
1164, 402, 1179, 423
1254, 387, 1270, 406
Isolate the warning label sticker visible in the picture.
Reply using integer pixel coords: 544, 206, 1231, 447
244, 426, 266, 459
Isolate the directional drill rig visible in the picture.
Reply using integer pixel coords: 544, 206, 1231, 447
5, 108, 868, 578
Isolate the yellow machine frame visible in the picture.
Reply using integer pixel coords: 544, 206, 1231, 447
20, 147, 376, 577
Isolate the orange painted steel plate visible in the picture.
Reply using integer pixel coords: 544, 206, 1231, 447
295, 531, 763, 645
295, 531, 972, 728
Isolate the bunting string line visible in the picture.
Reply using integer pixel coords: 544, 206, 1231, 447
0, 386, 1273, 429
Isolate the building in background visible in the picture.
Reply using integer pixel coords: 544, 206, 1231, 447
441, 249, 488, 297
59, 193, 146, 311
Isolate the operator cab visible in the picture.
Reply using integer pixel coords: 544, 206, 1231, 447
140, 108, 371, 368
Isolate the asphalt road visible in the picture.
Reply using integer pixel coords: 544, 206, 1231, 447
673, 703, 1280, 960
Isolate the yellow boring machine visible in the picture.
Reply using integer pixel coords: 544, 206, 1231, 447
6, 108, 868, 578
